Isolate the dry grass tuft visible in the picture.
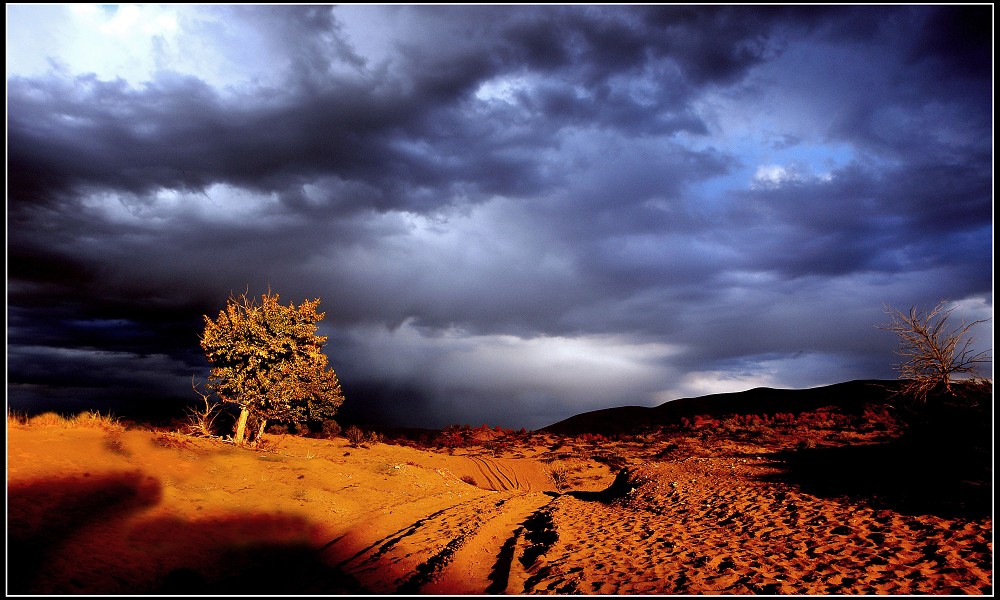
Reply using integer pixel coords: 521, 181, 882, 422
9, 409, 126, 432
27, 411, 69, 428
72, 410, 125, 432
546, 460, 570, 492
7, 409, 31, 429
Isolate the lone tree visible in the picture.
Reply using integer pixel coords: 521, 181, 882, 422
880, 300, 992, 403
200, 290, 345, 445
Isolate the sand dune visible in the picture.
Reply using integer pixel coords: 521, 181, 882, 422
6, 402, 993, 595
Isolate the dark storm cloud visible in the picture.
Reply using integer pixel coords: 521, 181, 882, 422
8, 5, 806, 208
7, 5, 992, 428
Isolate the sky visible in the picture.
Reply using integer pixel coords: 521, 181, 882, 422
6, 5, 994, 430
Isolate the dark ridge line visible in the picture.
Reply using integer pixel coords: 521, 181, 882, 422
541, 379, 902, 435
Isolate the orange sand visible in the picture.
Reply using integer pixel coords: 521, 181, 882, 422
7, 422, 993, 595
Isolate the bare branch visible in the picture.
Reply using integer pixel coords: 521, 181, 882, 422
879, 300, 992, 402
188, 376, 223, 437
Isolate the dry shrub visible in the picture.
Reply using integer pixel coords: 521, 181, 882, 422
434, 425, 469, 449
796, 438, 818, 450
186, 377, 224, 437
321, 419, 342, 438
880, 301, 992, 403
860, 404, 898, 432
744, 423, 775, 440
344, 425, 366, 447
546, 460, 570, 492
184, 404, 222, 437
578, 432, 607, 444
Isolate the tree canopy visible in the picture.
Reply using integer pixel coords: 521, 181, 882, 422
200, 290, 345, 445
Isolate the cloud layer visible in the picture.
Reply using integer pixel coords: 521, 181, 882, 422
7, 5, 993, 428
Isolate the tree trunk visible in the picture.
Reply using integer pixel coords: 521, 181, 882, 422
255, 419, 268, 444
234, 407, 250, 445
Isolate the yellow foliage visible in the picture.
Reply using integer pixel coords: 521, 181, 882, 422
200, 290, 345, 444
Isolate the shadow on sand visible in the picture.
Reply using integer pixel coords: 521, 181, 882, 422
8, 473, 370, 595
760, 402, 992, 520
567, 468, 635, 504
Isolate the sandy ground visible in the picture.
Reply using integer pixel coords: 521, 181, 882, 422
6, 420, 993, 595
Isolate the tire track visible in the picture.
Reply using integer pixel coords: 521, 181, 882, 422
465, 456, 546, 491
423, 492, 555, 594
329, 490, 557, 594
328, 493, 511, 592
485, 501, 562, 595
470, 457, 519, 491
328, 504, 457, 575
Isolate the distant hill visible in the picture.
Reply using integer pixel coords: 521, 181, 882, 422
541, 379, 903, 436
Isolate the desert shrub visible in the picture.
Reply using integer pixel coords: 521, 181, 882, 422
720, 417, 740, 435
267, 423, 291, 435
321, 419, 342, 438
366, 430, 383, 445
744, 423, 774, 440
829, 430, 856, 442
860, 405, 897, 432
691, 415, 720, 430
546, 460, 570, 492
770, 412, 792, 426
484, 439, 507, 456
434, 425, 468, 449
344, 425, 366, 447
796, 438, 818, 450
578, 433, 607, 444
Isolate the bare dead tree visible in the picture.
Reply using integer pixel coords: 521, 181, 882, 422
188, 377, 223, 437
879, 300, 992, 402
